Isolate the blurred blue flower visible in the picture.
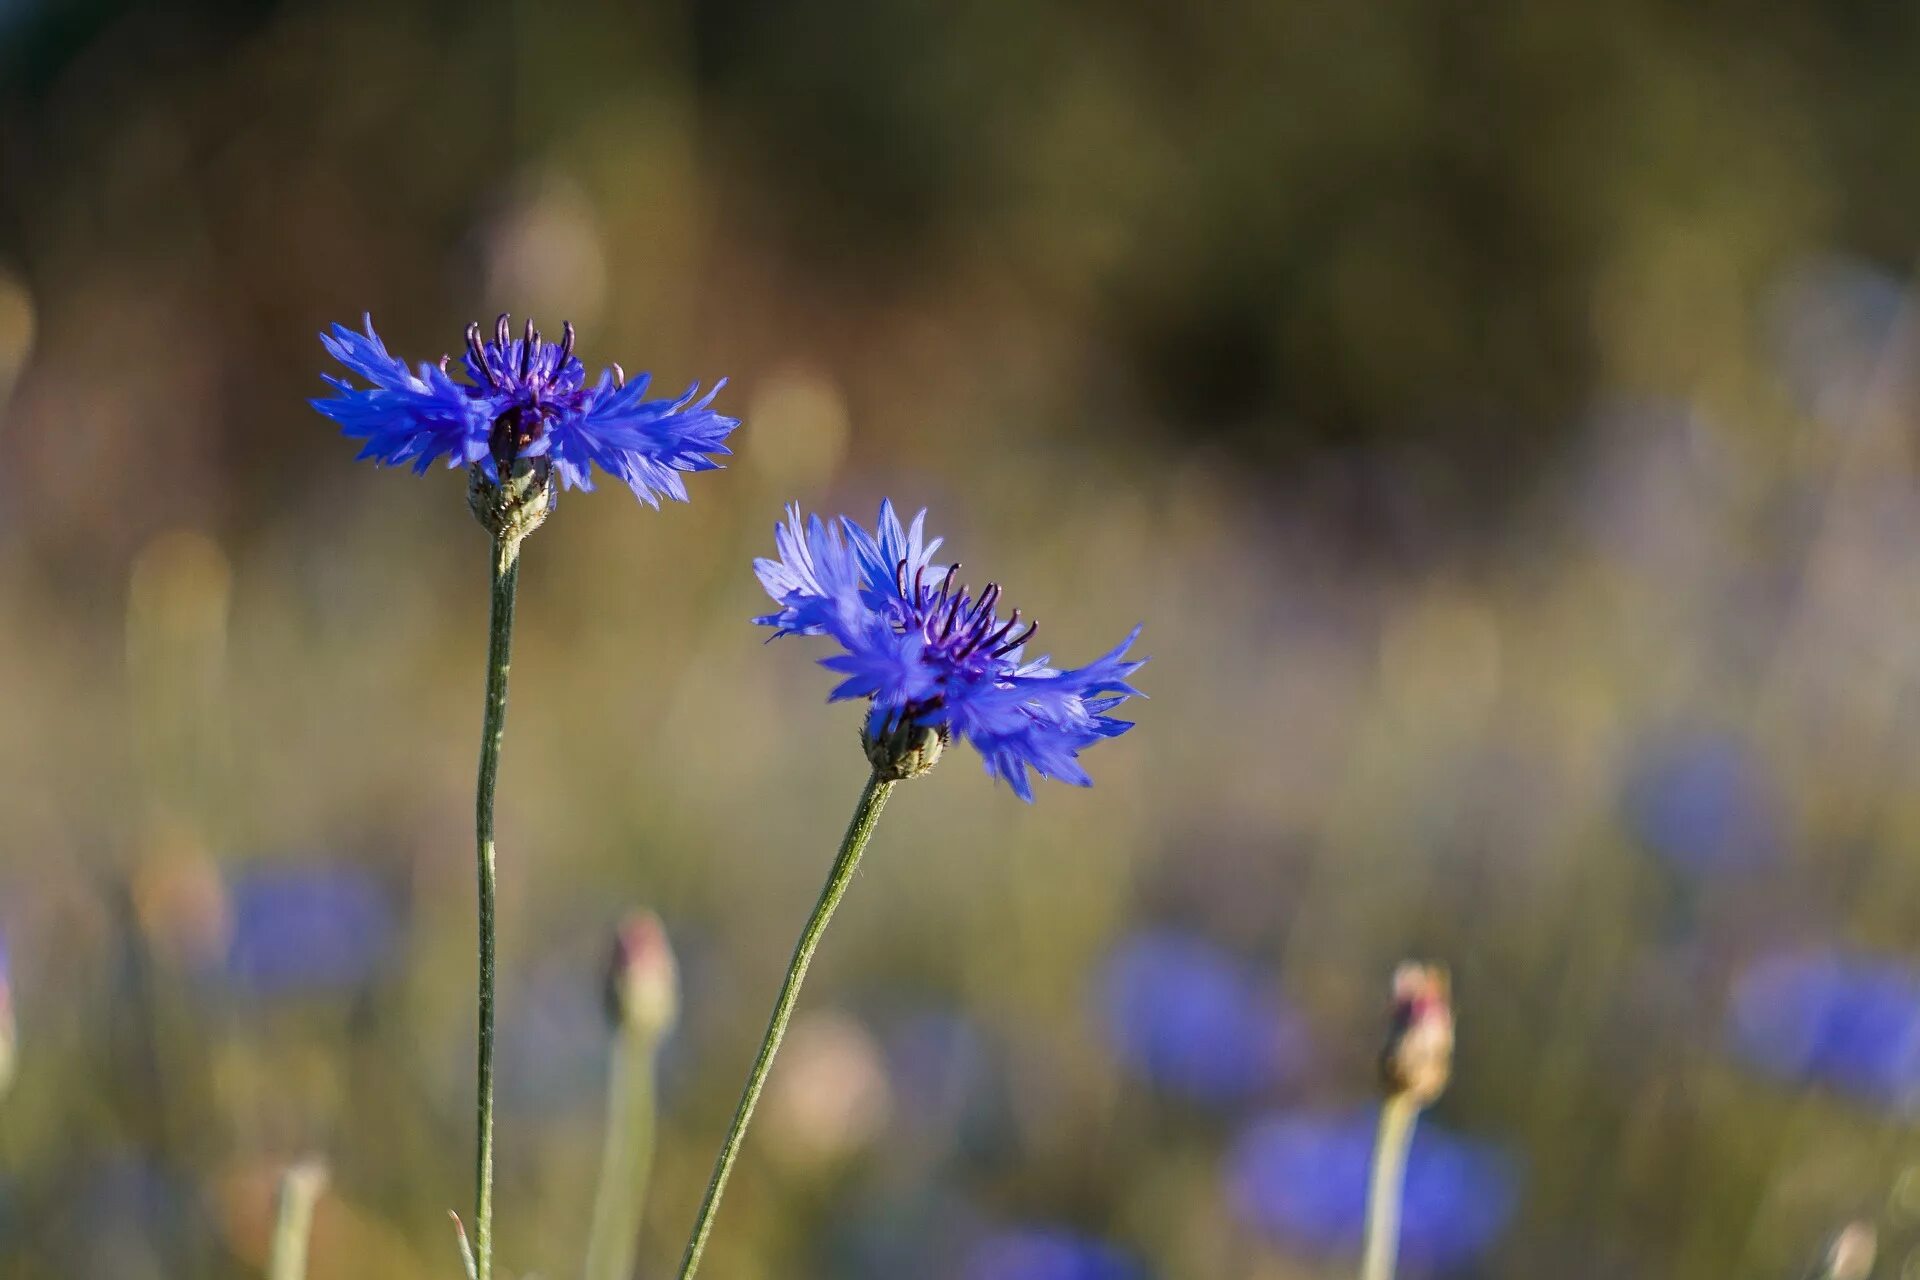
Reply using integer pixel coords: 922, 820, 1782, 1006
1226, 1109, 1517, 1274
1097, 929, 1308, 1106
826, 1185, 983, 1280
223, 863, 395, 996
1623, 731, 1781, 875
882, 1009, 995, 1129
54, 1153, 197, 1280
313, 313, 738, 506
755, 500, 1146, 799
498, 960, 609, 1112
960, 1227, 1147, 1280
1727, 949, 1920, 1109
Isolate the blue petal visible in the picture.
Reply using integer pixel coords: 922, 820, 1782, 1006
312, 316, 491, 472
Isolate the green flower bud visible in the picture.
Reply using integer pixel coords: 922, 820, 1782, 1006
604, 911, 679, 1042
862, 717, 948, 782
468, 458, 556, 544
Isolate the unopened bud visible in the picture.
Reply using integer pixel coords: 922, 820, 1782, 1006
1810, 1222, 1875, 1280
604, 911, 678, 1041
0, 935, 13, 1100
862, 717, 947, 782
1380, 962, 1452, 1105
468, 458, 556, 544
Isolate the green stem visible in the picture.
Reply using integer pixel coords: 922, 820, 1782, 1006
673, 771, 895, 1280
582, 1024, 662, 1280
267, 1160, 328, 1280
474, 532, 523, 1280
1360, 1092, 1422, 1280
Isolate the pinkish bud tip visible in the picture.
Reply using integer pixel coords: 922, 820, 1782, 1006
0, 955, 14, 1100
604, 910, 679, 1039
1381, 962, 1453, 1105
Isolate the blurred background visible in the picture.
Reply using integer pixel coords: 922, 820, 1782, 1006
4, 1, 1920, 1276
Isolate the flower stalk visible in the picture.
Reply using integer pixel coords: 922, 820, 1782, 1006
673, 771, 895, 1280
1360, 1092, 1421, 1280
471, 525, 526, 1280
267, 1160, 329, 1280
312, 313, 737, 1280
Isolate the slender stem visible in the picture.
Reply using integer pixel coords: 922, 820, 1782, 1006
582, 1024, 662, 1280
268, 1160, 328, 1280
1360, 1092, 1422, 1280
473, 532, 523, 1280
674, 771, 896, 1280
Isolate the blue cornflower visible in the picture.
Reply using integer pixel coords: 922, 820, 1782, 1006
313, 313, 738, 507
1727, 949, 1920, 1111
1226, 1109, 1517, 1274
1623, 729, 1782, 876
223, 862, 396, 997
754, 500, 1146, 799
878, 1008, 1006, 1147
1097, 929, 1309, 1107
960, 1227, 1149, 1280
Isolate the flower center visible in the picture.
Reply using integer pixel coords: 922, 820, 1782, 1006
457, 313, 579, 466
894, 559, 1039, 663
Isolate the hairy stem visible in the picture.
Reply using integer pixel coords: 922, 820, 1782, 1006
473, 532, 522, 1280
673, 771, 895, 1279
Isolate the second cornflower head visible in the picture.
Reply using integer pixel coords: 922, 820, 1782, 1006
755, 500, 1146, 797
312, 314, 739, 537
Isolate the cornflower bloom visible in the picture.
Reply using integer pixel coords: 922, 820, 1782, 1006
313, 314, 736, 1280
1623, 729, 1782, 877
1098, 928, 1310, 1107
961, 1227, 1149, 1280
222, 862, 395, 997
754, 499, 1144, 797
314, 313, 737, 511
669, 500, 1145, 1279
1227, 1109, 1516, 1275
1727, 949, 1920, 1111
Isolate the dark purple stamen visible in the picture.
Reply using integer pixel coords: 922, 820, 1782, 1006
466, 323, 496, 388
939, 589, 968, 640
951, 600, 1004, 659
992, 620, 1038, 656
